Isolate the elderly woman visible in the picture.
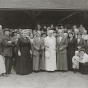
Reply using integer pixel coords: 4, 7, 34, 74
79, 48, 88, 74
16, 30, 32, 75
56, 30, 68, 71
44, 30, 56, 71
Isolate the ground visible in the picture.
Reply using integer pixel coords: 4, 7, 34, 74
0, 70, 88, 88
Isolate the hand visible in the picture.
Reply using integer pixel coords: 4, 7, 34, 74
41, 46, 44, 50
15, 39, 18, 41
18, 50, 21, 56
36, 47, 40, 51
59, 47, 63, 50
46, 45, 49, 48
8, 41, 12, 43
26, 35, 30, 38
30, 50, 32, 54
78, 46, 81, 49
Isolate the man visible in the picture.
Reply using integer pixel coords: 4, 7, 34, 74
33, 31, 45, 71
77, 32, 86, 51
2, 29, 14, 75
78, 25, 85, 34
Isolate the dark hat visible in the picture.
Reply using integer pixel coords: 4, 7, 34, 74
79, 48, 85, 52
42, 32, 47, 36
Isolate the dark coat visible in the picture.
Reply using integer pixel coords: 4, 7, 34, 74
67, 38, 77, 70
76, 38, 86, 50
2, 35, 14, 57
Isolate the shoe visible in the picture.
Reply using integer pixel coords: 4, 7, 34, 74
2, 73, 7, 77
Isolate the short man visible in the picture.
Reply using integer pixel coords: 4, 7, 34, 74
2, 29, 14, 75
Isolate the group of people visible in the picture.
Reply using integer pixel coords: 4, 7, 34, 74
0, 24, 88, 77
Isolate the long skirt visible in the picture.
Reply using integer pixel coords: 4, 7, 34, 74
57, 52, 68, 71
0, 55, 6, 74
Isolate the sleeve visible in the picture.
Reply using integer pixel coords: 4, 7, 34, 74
61, 38, 68, 50
2, 37, 13, 47
72, 56, 75, 63
74, 39, 77, 51
28, 39, 32, 50
33, 38, 38, 50
81, 39, 86, 48
17, 38, 21, 51
41, 38, 45, 49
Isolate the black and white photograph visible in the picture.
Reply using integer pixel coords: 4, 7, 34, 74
0, 0, 88, 88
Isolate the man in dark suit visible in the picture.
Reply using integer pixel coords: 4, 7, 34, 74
77, 33, 86, 51
2, 29, 14, 75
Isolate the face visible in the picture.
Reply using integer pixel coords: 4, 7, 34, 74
78, 34, 82, 39
64, 33, 68, 38
59, 31, 63, 37
61, 26, 64, 29
69, 33, 73, 38
5, 31, 10, 36
80, 25, 82, 27
42, 34, 47, 38
53, 33, 57, 37
37, 32, 41, 37
22, 32, 26, 38
75, 52, 79, 56
79, 51, 85, 56
30, 34, 33, 39
14, 33, 17, 36
48, 32, 53, 37
51, 25, 53, 28
73, 25, 77, 29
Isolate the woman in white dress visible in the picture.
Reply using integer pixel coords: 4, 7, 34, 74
45, 30, 56, 71
0, 55, 6, 76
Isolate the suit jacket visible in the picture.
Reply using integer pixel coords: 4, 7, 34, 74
33, 37, 45, 56
56, 36, 68, 54
76, 38, 86, 49
2, 35, 14, 57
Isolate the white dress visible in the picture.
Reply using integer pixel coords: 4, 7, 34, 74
44, 36, 56, 71
0, 55, 6, 74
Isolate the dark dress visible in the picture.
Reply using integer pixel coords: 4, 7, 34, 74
16, 37, 32, 75
79, 62, 88, 74
67, 38, 77, 70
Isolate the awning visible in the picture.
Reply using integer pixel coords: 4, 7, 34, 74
0, 0, 88, 10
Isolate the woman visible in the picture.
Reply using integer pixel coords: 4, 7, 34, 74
79, 48, 88, 74
56, 30, 68, 71
0, 41, 6, 76
16, 30, 32, 75
44, 30, 56, 71
67, 32, 77, 71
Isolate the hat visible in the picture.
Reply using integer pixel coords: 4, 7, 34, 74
79, 48, 85, 52
75, 51, 79, 54
21, 30, 27, 34
3, 28, 10, 32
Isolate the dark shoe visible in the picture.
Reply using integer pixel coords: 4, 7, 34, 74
2, 73, 7, 77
